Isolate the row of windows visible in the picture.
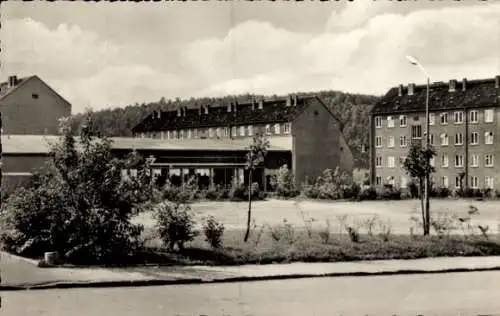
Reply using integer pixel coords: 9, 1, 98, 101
375, 154, 495, 168
137, 123, 292, 140
375, 175, 494, 189
375, 131, 494, 148
374, 109, 495, 128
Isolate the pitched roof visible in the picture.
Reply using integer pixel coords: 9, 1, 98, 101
1, 135, 292, 155
132, 95, 312, 133
372, 76, 500, 115
0, 76, 36, 100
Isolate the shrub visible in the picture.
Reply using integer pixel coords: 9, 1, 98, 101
202, 216, 225, 249
300, 182, 319, 199
153, 201, 198, 251
380, 187, 401, 200
269, 219, 296, 244
272, 165, 299, 198
0, 115, 153, 265
357, 186, 378, 201
435, 187, 451, 198
228, 182, 247, 201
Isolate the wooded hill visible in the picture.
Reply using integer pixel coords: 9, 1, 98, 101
70, 91, 379, 168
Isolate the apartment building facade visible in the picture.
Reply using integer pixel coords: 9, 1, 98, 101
132, 95, 353, 188
370, 76, 500, 191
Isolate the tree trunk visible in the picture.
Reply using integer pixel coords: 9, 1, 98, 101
244, 171, 253, 242
424, 175, 431, 235
419, 178, 427, 235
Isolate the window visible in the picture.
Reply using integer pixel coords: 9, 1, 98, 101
160, 131, 165, 140
224, 127, 230, 137
376, 156, 383, 168
284, 123, 291, 134
455, 155, 464, 167
440, 133, 449, 146
208, 128, 214, 138
470, 132, 479, 145
455, 133, 463, 145
411, 125, 422, 139
441, 176, 449, 188
400, 135, 407, 147
440, 113, 448, 125
485, 176, 495, 189
187, 129, 192, 139
375, 117, 382, 128
455, 177, 461, 189
441, 155, 449, 168
265, 124, 272, 135
375, 136, 383, 148
485, 154, 494, 167
430, 157, 435, 167
248, 125, 253, 136
32, 93, 39, 99
429, 113, 435, 126
173, 130, 178, 139
388, 176, 395, 187
231, 127, 237, 137
485, 109, 494, 123
485, 131, 494, 144
239, 126, 246, 136
454, 111, 464, 124
387, 116, 394, 128
471, 154, 479, 167
387, 136, 395, 148
179, 130, 185, 139
429, 134, 434, 145
470, 176, 479, 189
193, 129, 199, 139
400, 176, 408, 188
387, 156, 395, 168
376, 176, 382, 185
274, 124, 280, 134
399, 115, 407, 127
470, 110, 478, 124
216, 127, 222, 138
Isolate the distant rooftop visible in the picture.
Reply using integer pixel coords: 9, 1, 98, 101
132, 95, 323, 133
372, 76, 500, 115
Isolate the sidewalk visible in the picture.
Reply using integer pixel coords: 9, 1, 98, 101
2, 251, 500, 291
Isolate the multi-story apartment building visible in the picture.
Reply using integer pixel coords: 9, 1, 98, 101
132, 95, 353, 187
370, 76, 500, 190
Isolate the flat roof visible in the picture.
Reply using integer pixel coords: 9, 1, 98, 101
1, 135, 292, 154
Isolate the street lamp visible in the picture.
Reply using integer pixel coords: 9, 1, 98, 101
406, 55, 431, 234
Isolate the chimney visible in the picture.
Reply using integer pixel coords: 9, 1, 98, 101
398, 84, 403, 97
251, 99, 256, 111
449, 79, 457, 92
8, 75, 17, 87
157, 111, 161, 119
408, 83, 415, 96
204, 105, 209, 115
286, 95, 292, 107
227, 103, 232, 113
293, 94, 298, 106
177, 108, 181, 117
462, 78, 467, 92
495, 75, 500, 89
258, 98, 264, 110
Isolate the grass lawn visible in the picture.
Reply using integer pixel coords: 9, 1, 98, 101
132, 198, 500, 267
133, 198, 500, 235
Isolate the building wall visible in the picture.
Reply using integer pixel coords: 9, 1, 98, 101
1, 154, 51, 193
292, 98, 353, 185
372, 107, 500, 190
0, 77, 71, 135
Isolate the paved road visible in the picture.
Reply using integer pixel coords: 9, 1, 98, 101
3, 271, 500, 316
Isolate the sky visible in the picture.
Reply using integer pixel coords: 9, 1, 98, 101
2, 0, 499, 114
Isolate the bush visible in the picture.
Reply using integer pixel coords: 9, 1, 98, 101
271, 165, 299, 198
434, 187, 451, 198
202, 216, 225, 249
300, 182, 319, 199
153, 201, 198, 251
343, 183, 361, 200
380, 187, 401, 200
0, 116, 153, 265
357, 186, 378, 201
229, 182, 247, 201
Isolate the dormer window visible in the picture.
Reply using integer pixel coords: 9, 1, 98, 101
231, 127, 237, 137
274, 123, 280, 134
208, 128, 214, 138
239, 126, 246, 136
187, 129, 192, 139
248, 125, 254, 136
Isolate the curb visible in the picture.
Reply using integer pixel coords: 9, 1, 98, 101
2, 266, 500, 292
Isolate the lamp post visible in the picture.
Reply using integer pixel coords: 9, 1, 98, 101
406, 55, 431, 235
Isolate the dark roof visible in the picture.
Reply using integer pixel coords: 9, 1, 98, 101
372, 76, 500, 115
132, 95, 313, 133
0, 76, 35, 99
